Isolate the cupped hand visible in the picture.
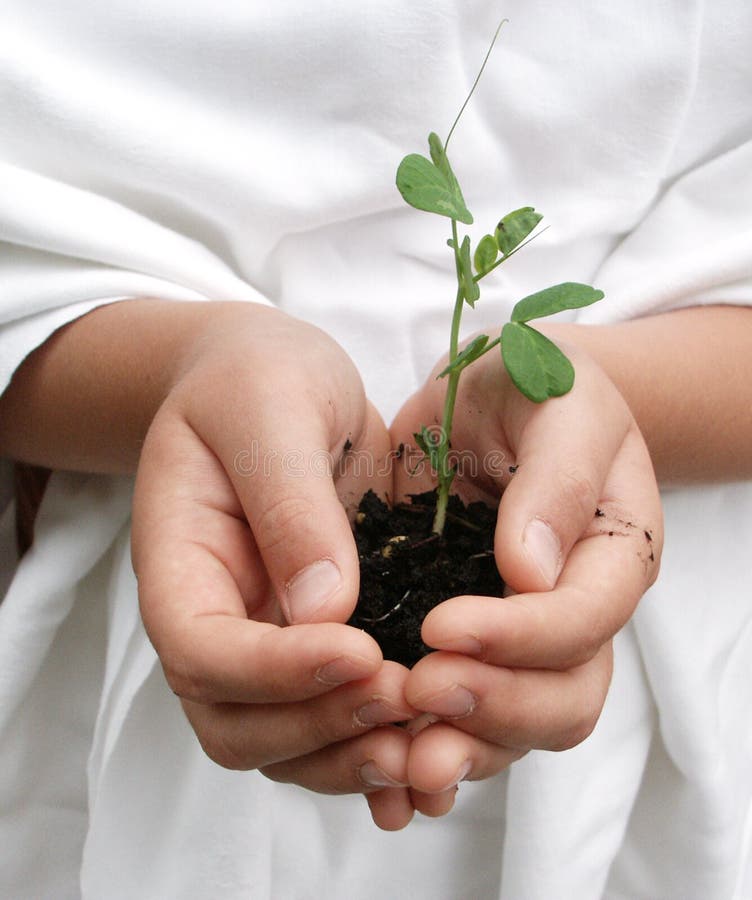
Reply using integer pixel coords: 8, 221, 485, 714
390, 330, 662, 815
132, 302, 415, 831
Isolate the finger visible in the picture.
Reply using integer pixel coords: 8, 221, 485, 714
408, 787, 458, 819
260, 725, 411, 795
422, 536, 650, 671
407, 721, 524, 796
181, 661, 415, 771
157, 613, 385, 705
494, 359, 634, 594
405, 647, 613, 752
336, 400, 393, 514
367, 789, 415, 832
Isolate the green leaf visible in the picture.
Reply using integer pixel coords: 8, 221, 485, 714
413, 426, 442, 472
501, 322, 574, 402
437, 334, 490, 378
511, 282, 605, 323
495, 207, 543, 256
474, 234, 499, 275
396, 153, 473, 224
459, 235, 481, 306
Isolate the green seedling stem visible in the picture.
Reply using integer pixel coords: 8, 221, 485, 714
395, 18, 605, 535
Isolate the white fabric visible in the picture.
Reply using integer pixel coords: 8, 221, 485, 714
1, 2, 751, 898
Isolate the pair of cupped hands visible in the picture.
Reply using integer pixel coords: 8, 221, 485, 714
131, 301, 662, 831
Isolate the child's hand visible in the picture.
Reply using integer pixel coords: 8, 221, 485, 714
132, 303, 415, 831
390, 333, 662, 815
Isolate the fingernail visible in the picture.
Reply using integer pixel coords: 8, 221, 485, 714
433, 635, 484, 657
523, 518, 562, 588
421, 685, 477, 719
405, 712, 440, 736
354, 699, 409, 727
284, 558, 342, 623
358, 761, 408, 789
315, 656, 371, 686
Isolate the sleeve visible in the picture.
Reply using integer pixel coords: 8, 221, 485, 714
0, 6, 279, 558
578, 3, 752, 324
0, 162, 270, 395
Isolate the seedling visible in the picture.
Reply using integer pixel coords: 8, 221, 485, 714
396, 19, 604, 534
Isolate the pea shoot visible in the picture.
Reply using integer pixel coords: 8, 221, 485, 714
395, 19, 604, 534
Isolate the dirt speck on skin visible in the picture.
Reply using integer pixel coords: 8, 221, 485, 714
593, 507, 658, 568
349, 490, 504, 668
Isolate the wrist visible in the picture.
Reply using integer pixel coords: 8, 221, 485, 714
535, 307, 752, 484
0, 298, 263, 473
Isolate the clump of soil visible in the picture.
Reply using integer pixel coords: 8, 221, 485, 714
348, 490, 504, 668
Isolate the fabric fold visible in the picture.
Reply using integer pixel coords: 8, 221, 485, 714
1, 3, 750, 897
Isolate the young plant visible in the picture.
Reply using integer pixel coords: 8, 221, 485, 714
396, 20, 604, 535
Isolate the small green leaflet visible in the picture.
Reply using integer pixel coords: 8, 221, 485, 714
396, 134, 473, 224
413, 425, 442, 473
495, 207, 543, 256
428, 132, 446, 168
474, 234, 498, 275
458, 236, 480, 306
438, 334, 489, 378
428, 132, 463, 196
511, 282, 605, 323
501, 322, 574, 402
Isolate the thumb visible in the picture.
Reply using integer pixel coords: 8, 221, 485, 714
494, 378, 632, 594
230, 423, 361, 626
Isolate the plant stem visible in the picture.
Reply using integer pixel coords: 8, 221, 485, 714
448, 220, 463, 359
432, 219, 465, 535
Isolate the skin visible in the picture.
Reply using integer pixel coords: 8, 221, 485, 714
1, 299, 750, 829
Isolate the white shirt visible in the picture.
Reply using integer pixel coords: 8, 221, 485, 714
1, 2, 751, 897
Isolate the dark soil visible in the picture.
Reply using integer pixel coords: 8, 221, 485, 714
348, 489, 504, 668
